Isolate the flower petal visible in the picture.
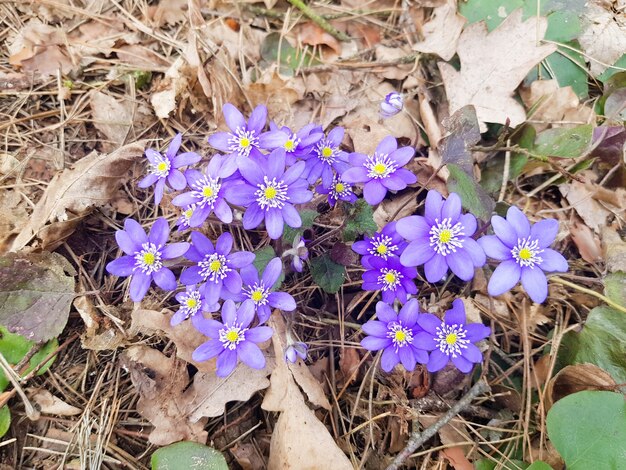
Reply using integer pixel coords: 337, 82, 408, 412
167, 169, 187, 190
153, 268, 177, 290
281, 204, 302, 228
229, 251, 255, 268
398, 346, 417, 371
361, 336, 391, 351
267, 149, 286, 179
190, 231, 214, 255
124, 218, 148, 245
246, 326, 273, 343
262, 257, 282, 286
444, 298, 466, 326
268, 291, 296, 311
441, 192, 461, 221
380, 347, 399, 372
487, 260, 521, 296
451, 354, 473, 373
362, 319, 390, 337
180, 266, 203, 285
389, 146, 414, 166
214, 198, 233, 224
363, 180, 387, 205
464, 323, 491, 342
223, 103, 246, 132
540, 248, 568, 272
282, 160, 306, 185
463, 238, 486, 267
106, 256, 135, 276
162, 242, 189, 259
478, 235, 512, 261
426, 349, 449, 372
221, 299, 237, 324
463, 343, 484, 363
115, 230, 139, 255
192, 340, 223, 362
375, 302, 397, 323
491, 215, 518, 247
247, 104, 267, 133
129, 273, 151, 302
531, 219, 559, 248
521, 267, 548, 303
398, 299, 420, 326
239, 158, 265, 186
148, 218, 169, 246
395, 216, 430, 241
417, 313, 442, 335
224, 183, 257, 207
265, 208, 284, 239
138, 173, 158, 188
216, 232, 233, 255
208, 132, 231, 152
507, 206, 530, 239
173, 151, 202, 168
400, 240, 434, 267
342, 166, 369, 183
459, 213, 477, 236
424, 254, 448, 283
216, 349, 238, 377
424, 190, 443, 224
223, 270, 243, 294
243, 203, 265, 229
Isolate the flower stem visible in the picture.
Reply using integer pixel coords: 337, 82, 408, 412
550, 276, 626, 315
286, 0, 351, 42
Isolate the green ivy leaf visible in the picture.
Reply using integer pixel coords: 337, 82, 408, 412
547, 391, 626, 470
252, 246, 283, 289
260, 32, 321, 76
604, 272, 626, 306
310, 254, 345, 294
532, 124, 592, 158
343, 199, 378, 242
446, 163, 495, 221
283, 209, 317, 245
0, 405, 10, 438
151, 441, 228, 470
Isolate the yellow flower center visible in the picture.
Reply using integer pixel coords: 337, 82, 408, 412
373, 162, 387, 175
157, 161, 168, 172
518, 247, 532, 260
264, 186, 277, 199
202, 186, 214, 198
321, 146, 333, 158
394, 330, 407, 342
445, 333, 457, 345
225, 330, 240, 343
209, 260, 222, 272
251, 290, 264, 302
143, 252, 155, 265
184, 208, 194, 218
240, 137, 250, 148
186, 298, 198, 309
335, 182, 345, 193
384, 272, 397, 284
376, 244, 388, 255
438, 229, 452, 244
284, 139, 295, 151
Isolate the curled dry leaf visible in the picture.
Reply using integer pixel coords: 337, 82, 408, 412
602, 226, 626, 273
151, 57, 191, 119
545, 363, 617, 411
298, 22, 342, 55
439, 9, 556, 131
27, 388, 82, 416
579, 0, 626, 76
246, 68, 304, 125
559, 178, 612, 233
412, 0, 466, 61
570, 221, 602, 263
10, 141, 145, 252
73, 296, 126, 351
90, 92, 134, 148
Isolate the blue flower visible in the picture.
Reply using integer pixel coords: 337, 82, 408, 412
380, 91, 403, 118
301, 127, 349, 187
171, 285, 217, 326
316, 175, 357, 207
361, 256, 418, 304
259, 122, 324, 166
352, 221, 407, 269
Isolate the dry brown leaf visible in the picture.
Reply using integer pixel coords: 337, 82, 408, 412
602, 225, 626, 273
151, 57, 191, 119
373, 191, 419, 229
570, 221, 602, 263
0, 189, 30, 253
339, 347, 361, 387
90, 92, 134, 148
374, 45, 413, 79
27, 388, 82, 416
559, 178, 613, 232
412, 0, 465, 61
115, 44, 170, 72
121, 345, 208, 446
10, 141, 145, 252
73, 296, 126, 351
298, 22, 342, 55
579, 0, 626, 76
441, 446, 474, 470
439, 9, 556, 131
545, 363, 617, 411
230, 442, 265, 470
151, 0, 189, 26
246, 68, 304, 125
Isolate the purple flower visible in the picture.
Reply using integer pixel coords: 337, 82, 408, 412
417, 299, 491, 373
106, 218, 189, 302
352, 221, 407, 269
224, 149, 313, 239
176, 204, 197, 232
171, 285, 218, 326
360, 299, 429, 372
478, 206, 568, 303
180, 231, 255, 305
260, 123, 324, 165
380, 91, 403, 118
316, 175, 357, 207
283, 236, 308, 272
171, 155, 236, 226
191, 300, 273, 377
397, 190, 486, 283
285, 341, 308, 363
342, 136, 417, 205
301, 127, 349, 187
362, 256, 418, 304
236, 258, 297, 323
138, 133, 202, 205
207, 103, 267, 166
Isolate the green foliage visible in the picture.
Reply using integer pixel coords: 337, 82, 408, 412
0, 405, 9, 438
343, 199, 377, 242
558, 306, 626, 384
532, 125, 592, 158
0, 325, 58, 392
526, 462, 554, 470
252, 246, 284, 289
260, 32, 321, 75
310, 254, 345, 294
446, 163, 495, 221
547, 391, 626, 469
0, 251, 75, 343
283, 209, 317, 244
598, 54, 626, 83
151, 441, 228, 470
604, 272, 626, 306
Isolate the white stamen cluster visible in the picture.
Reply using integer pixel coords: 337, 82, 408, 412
134, 242, 163, 275
315, 140, 338, 164
378, 268, 403, 291
178, 289, 203, 319
367, 234, 397, 260
387, 322, 414, 351
428, 218, 465, 256
149, 154, 171, 178
284, 133, 301, 153
435, 323, 470, 358
179, 204, 197, 228
191, 175, 221, 208
365, 152, 397, 179
244, 282, 270, 306
329, 177, 352, 201
228, 127, 259, 158
255, 176, 289, 210
219, 323, 248, 350
511, 237, 544, 268
199, 253, 231, 282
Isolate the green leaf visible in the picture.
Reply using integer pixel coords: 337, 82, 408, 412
604, 272, 626, 306
0, 405, 9, 438
532, 125, 592, 158
527, 462, 554, 470
558, 306, 626, 384
547, 391, 626, 470
0, 251, 75, 342
310, 254, 345, 294
446, 163, 495, 221
151, 441, 228, 470
283, 209, 317, 245
260, 32, 321, 76
598, 54, 626, 83
0, 325, 58, 392
252, 246, 283, 289
474, 459, 530, 470
343, 199, 377, 242
526, 42, 589, 98
458, 0, 525, 31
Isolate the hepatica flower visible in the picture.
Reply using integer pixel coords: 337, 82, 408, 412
224, 149, 313, 239
302, 127, 349, 187
238, 258, 297, 323
362, 256, 417, 304
380, 91, 403, 118
417, 299, 491, 373
172, 155, 235, 226
192, 300, 273, 377
138, 133, 202, 205
316, 175, 357, 207
106, 218, 189, 302
208, 103, 267, 165
478, 206, 568, 303
282, 236, 308, 272
260, 123, 323, 165
285, 341, 308, 363
360, 300, 429, 372
171, 285, 216, 326
342, 136, 417, 205
353, 221, 407, 268
180, 231, 255, 305
397, 190, 486, 283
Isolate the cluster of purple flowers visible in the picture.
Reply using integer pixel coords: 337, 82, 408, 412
105, 100, 568, 379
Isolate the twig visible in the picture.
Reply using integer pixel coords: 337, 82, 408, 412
550, 276, 626, 315
385, 379, 491, 470
286, 0, 351, 42
0, 353, 37, 420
